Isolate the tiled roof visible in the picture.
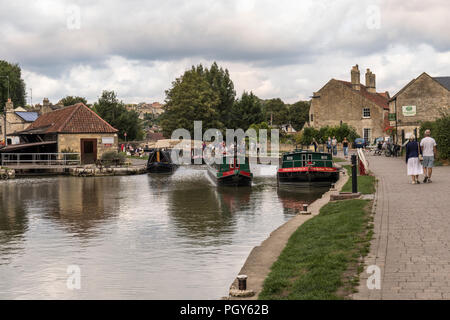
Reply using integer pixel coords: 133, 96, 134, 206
338, 80, 389, 110
15, 111, 39, 122
23, 103, 118, 134
433, 77, 450, 90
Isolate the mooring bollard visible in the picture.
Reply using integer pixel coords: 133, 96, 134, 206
237, 275, 247, 291
351, 154, 358, 193
302, 203, 308, 212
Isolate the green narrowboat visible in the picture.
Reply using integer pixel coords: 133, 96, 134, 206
207, 155, 253, 187
277, 150, 339, 186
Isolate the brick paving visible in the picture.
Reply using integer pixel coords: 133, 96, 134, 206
353, 154, 450, 300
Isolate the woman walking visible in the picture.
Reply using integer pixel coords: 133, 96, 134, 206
342, 137, 349, 158
405, 135, 423, 184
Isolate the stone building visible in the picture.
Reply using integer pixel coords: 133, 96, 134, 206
8, 103, 118, 164
0, 99, 39, 145
308, 65, 390, 142
388, 72, 450, 142
126, 102, 164, 119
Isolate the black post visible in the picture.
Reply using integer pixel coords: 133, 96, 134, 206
351, 154, 358, 193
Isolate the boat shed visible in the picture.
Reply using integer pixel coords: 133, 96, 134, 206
4, 103, 119, 164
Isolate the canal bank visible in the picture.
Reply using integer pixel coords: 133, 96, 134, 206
228, 163, 351, 299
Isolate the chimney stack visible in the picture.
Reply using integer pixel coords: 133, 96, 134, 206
41, 98, 51, 114
5, 98, 14, 111
351, 65, 360, 91
365, 68, 376, 93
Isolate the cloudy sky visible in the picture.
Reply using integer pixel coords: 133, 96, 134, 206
1, 0, 449, 105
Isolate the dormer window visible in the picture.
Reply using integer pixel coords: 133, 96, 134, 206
362, 107, 371, 118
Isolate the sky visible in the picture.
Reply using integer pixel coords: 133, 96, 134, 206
1, 0, 449, 105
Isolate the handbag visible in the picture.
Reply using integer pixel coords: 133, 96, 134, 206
418, 143, 423, 161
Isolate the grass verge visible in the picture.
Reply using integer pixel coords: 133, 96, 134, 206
259, 199, 373, 300
333, 157, 347, 163
341, 165, 376, 194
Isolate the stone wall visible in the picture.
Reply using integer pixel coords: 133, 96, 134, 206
57, 133, 118, 158
310, 79, 386, 140
389, 73, 450, 137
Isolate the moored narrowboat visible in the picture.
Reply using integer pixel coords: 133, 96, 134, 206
207, 155, 253, 186
147, 148, 177, 173
277, 150, 339, 186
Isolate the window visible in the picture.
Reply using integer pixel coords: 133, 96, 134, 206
363, 107, 371, 118
310, 114, 314, 122
363, 128, 371, 142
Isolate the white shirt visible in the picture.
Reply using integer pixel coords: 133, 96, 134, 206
420, 137, 437, 157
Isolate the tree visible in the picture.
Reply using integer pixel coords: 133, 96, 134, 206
0, 60, 26, 112
230, 91, 264, 131
58, 96, 88, 106
160, 68, 222, 137
263, 98, 289, 126
92, 90, 143, 141
288, 100, 310, 131
204, 62, 236, 128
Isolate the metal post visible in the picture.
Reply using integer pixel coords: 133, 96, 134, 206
351, 154, 358, 193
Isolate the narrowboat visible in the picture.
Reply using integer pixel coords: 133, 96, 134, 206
277, 150, 339, 186
207, 155, 253, 186
147, 148, 177, 173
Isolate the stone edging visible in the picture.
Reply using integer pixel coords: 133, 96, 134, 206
0, 168, 15, 180
227, 164, 349, 300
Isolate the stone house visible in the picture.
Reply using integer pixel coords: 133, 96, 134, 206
9, 103, 118, 164
388, 72, 450, 142
308, 65, 390, 143
0, 99, 39, 145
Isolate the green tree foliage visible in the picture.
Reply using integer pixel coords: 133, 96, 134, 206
420, 116, 450, 159
298, 124, 360, 145
58, 96, 88, 106
92, 90, 144, 141
0, 60, 26, 112
160, 67, 222, 137
263, 98, 289, 125
288, 101, 310, 131
230, 91, 264, 131
203, 62, 236, 128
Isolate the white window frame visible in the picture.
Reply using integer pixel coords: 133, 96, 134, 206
362, 107, 371, 118
363, 128, 371, 142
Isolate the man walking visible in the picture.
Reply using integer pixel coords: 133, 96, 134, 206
420, 129, 437, 183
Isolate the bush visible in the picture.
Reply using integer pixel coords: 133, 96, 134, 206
420, 116, 450, 160
100, 151, 126, 165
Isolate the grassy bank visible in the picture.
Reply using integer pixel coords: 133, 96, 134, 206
259, 199, 373, 300
341, 165, 376, 194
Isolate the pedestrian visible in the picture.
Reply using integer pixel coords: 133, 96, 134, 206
327, 137, 332, 154
332, 136, 338, 156
312, 138, 318, 152
342, 137, 349, 158
420, 129, 437, 183
405, 135, 422, 184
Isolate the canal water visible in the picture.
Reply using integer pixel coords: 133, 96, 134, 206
0, 166, 327, 299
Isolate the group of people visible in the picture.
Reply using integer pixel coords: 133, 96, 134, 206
405, 129, 437, 184
320, 136, 349, 158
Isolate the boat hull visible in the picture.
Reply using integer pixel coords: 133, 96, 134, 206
207, 166, 252, 187
277, 167, 339, 187
147, 162, 176, 174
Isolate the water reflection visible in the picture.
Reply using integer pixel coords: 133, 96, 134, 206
277, 186, 328, 215
0, 166, 328, 299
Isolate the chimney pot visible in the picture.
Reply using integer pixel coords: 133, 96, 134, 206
351, 64, 361, 91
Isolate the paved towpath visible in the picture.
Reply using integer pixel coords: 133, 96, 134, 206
353, 154, 450, 299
